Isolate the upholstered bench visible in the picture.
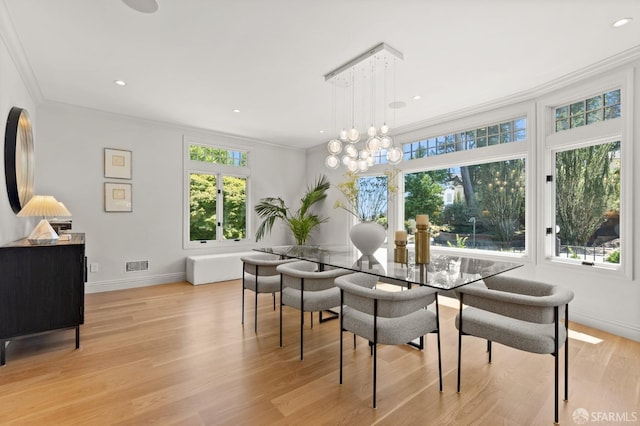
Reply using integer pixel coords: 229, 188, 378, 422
186, 251, 254, 285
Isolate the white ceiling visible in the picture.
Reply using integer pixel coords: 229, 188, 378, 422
2, 0, 639, 149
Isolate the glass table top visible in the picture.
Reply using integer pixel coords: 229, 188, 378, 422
254, 245, 523, 291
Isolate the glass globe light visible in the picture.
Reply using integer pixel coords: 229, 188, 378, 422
347, 127, 360, 143
339, 128, 348, 141
359, 149, 370, 160
347, 160, 359, 172
357, 159, 369, 172
325, 155, 340, 169
380, 123, 390, 135
345, 143, 358, 158
366, 156, 375, 166
327, 139, 342, 155
387, 146, 402, 165
380, 135, 392, 148
367, 125, 377, 137
342, 155, 352, 166
367, 136, 381, 152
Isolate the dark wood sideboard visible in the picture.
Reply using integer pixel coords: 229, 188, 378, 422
0, 233, 86, 365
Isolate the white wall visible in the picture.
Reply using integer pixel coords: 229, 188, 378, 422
307, 58, 640, 342
0, 30, 38, 244
35, 103, 307, 293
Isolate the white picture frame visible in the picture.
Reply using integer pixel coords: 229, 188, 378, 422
104, 182, 132, 212
104, 148, 132, 179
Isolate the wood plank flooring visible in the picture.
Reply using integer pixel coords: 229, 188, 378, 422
0, 280, 638, 425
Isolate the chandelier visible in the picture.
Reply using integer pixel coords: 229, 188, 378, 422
324, 43, 404, 172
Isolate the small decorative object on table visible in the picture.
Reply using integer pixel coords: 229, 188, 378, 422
415, 214, 430, 264
394, 230, 408, 264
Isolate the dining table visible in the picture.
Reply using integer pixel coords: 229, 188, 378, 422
254, 244, 523, 291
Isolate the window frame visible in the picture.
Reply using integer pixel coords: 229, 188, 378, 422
393, 102, 535, 261
183, 137, 251, 249
538, 68, 633, 280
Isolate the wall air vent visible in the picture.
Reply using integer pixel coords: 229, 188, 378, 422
125, 260, 149, 272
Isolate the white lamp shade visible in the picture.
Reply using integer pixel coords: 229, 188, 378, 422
17, 195, 71, 217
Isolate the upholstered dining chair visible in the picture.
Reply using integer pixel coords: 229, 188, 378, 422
454, 275, 574, 424
276, 260, 352, 360
335, 273, 443, 408
240, 253, 295, 333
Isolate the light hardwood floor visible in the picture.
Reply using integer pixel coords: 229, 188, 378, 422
1, 280, 638, 425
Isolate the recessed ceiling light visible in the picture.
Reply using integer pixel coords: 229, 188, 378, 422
389, 101, 407, 109
122, 0, 158, 14
319, 130, 325, 134
114, 80, 126, 86
232, 109, 240, 113
413, 95, 422, 100
612, 17, 632, 28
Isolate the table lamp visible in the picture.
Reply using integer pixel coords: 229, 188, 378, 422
17, 195, 72, 244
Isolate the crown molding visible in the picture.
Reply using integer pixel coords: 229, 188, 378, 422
395, 45, 640, 136
0, 0, 44, 103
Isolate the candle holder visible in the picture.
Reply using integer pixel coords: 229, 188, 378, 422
415, 223, 430, 264
394, 239, 408, 264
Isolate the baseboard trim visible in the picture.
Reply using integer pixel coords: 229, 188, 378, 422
85, 272, 186, 294
570, 309, 640, 343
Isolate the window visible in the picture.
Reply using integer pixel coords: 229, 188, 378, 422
554, 89, 621, 132
552, 141, 621, 266
542, 72, 631, 277
404, 159, 526, 253
184, 139, 249, 247
403, 117, 527, 161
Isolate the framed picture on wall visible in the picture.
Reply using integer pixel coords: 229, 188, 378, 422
104, 182, 132, 212
104, 148, 132, 179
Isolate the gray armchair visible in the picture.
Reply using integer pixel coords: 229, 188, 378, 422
336, 273, 442, 408
276, 260, 352, 360
240, 253, 295, 333
454, 275, 574, 424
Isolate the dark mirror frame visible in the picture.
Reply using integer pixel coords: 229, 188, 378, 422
4, 107, 35, 214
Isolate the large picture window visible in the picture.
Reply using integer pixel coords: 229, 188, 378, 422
403, 158, 526, 253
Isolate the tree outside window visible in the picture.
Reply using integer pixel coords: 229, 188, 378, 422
554, 141, 620, 264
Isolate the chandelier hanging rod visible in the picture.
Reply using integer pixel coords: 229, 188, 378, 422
324, 43, 404, 82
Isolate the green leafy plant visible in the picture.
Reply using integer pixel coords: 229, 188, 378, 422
334, 169, 398, 223
254, 175, 330, 245
447, 234, 468, 248
606, 249, 620, 264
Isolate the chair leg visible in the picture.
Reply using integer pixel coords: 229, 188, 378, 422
279, 274, 283, 347
565, 304, 569, 402
241, 271, 245, 325
435, 293, 443, 392
373, 299, 378, 408
254, 285, 258, 333
300, 278, 305, 361
272, 292, 276, 310
554, 306, 559, 424
339, 290, 344, 385
487, 340, 492, 363
457, 293, 463, 393
254, 266, 259, 333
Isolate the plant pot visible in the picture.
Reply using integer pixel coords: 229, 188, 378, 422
349, 221, 386, 256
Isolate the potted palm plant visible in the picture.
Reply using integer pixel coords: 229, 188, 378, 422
254, 175, 330, 245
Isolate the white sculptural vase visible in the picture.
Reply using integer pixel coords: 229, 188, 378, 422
349, 221, 386, 256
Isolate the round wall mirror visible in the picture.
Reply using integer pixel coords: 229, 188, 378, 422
4, 107, 35, 214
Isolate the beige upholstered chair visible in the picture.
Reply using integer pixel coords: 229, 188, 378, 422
336, 273, 442, 408
454, 275, 574, 424
276, 260, 352, 360
240, 253, 295, 333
